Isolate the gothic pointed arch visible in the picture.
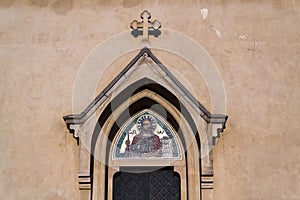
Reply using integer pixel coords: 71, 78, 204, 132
63, 47, 227, 200
93, 89, 198, 200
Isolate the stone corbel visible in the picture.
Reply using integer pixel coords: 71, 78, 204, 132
69, 124, 80, 140
209, 114, 228, 146
211, 123, 225, 146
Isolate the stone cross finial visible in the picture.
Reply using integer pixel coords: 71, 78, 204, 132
130, 10, 161, 47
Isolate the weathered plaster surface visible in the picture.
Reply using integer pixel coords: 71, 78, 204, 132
0, 0, 299, 199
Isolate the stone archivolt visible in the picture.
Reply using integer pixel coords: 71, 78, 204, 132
63, 48, 227, 199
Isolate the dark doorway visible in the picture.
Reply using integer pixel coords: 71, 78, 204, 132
113, 167, 180, 200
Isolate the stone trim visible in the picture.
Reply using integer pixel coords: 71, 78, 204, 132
201, 175, 214, 189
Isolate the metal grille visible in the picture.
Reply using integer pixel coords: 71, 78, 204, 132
113, 168, 180, 200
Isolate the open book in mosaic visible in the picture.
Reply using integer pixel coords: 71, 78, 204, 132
112, 110, 182, 160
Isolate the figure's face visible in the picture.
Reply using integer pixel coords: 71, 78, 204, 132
142, 119, 151, 130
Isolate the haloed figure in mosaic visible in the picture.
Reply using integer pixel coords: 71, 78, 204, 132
127, 115, 161, 156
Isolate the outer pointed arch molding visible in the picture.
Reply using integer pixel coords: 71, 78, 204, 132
62, 48, 228, 199
63, 48, 227, 133
90, 79, 201, 155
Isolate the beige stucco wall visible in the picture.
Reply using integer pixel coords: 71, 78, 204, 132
0, 0, 299, 199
